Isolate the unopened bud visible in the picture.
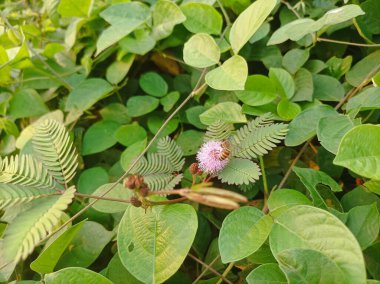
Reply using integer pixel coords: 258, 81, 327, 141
140, 186, 149, 197
130, 196, 142, 207
135, 176, 144, 189
189, 163, 199, 175
124, 175, 137, 189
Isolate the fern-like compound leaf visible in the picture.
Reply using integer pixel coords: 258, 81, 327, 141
1, 186, 75, 263
32, 120, 78, 185
0, 155, 55, 189
132, 153, 173, 176
0, 184, 54, 210
144, 173, 183, 192
157, 137, 185, 172
217, 158, 261, 185
204, 120, 234, 142
231, 115, 288, 159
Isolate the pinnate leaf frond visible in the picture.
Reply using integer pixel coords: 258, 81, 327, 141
144, 173, 183, 192
0, 184, 54, 210
231, 114, 288, 159
0, 155, 55, 189
32, 120, 78, 185
204, 120, 234, 142
1, 186, 75, 263
157, 137, 185, 172
217, 158, 261, 185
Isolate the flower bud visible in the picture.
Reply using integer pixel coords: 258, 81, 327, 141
134, 176, 145, 189
124, 175, 136, 189
140, 186, 149, 197
130, 196, 142, 207
189, 163, 199, 175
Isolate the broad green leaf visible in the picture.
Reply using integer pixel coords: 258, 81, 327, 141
317, 114, 356, 154
292, 68, 314, 102
118, 204, 197, 283
346, 50, 380, 87
119, 30, 156, 56
205, 55, 248, 90
81, 120, 120, 155
160, 91, 180, 112
56, 222, 113, 269
139, 72, 168, 97
100, 103, 131, 124
285, 105, 337, 146
268, 19, 316, 45
326, 56, 352, 79
346, 204, 380, 249
364, 242, 380, 280
268, 5, 364, 45
219, 207, 273, 263
277, 99, 301, 120
364, 180, 380, 195
147, 114, 179, 136
267, 189, 312, 212
293, 167, 342, 211
199, 102, 247, 125
356, 0, 380, 34
106, 55, 134, 85
183, 33, 220, 68
30, 221, 86, 274
270, 205, 366, 284
91, 183, 132, 213
246, 263, 287, 284
57, 0, 93, 17
217, 158, 260, 185
346, 87, 380, 112
65, 79, 113, 112
115, 124, 147, 147
176, 130, 204, 156
317, 4, 364, 26
282, 49, 309, 74
185, 106, 208, 129
249, 22, 270, 44
229, 0, 276, 53
0, 46, 11, 84
105, 253, 143, 284
8, 89, 49, 119
234, 75, 277, 106
341, 186, 380, 211
269, 68, 295, 99
313, 74, 345, 101
277, 248, 346, 284
181, 3, 222, 35
45, 267, 112, 284
120, 139, 147, 171
96, 2, 150, 55
152, 0, 186, 40
78, 167, 109, 194
126, 96, 160, 117
334, 125, 380, 180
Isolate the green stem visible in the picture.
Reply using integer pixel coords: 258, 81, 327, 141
216, 262, 235, 284
259, 156, 269, 206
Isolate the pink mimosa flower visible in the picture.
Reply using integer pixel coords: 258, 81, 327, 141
196, 140, 229, 174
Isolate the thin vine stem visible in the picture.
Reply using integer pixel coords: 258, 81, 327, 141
192, 255, 221, 284
216, 0, 231, 26
188, 253, 232, 284
216, 261, 235, 284
259, 156, 269, 206
317, 37, 380, 47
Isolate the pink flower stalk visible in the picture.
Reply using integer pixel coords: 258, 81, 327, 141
196, 140, 229, 174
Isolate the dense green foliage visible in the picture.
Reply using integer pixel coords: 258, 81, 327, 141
1, 0, 380, 283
